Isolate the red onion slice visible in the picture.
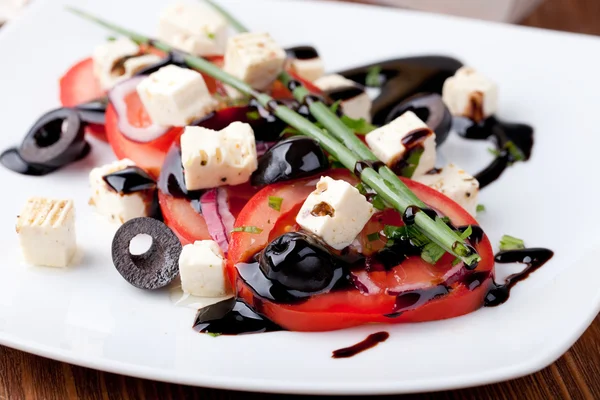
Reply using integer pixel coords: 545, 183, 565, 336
200, 189, 229, 254
217, 188, 235, 241
108, 76, 169, 143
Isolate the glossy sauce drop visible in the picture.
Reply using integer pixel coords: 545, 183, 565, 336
332, 331, 390, 358
193, 298, 281, 335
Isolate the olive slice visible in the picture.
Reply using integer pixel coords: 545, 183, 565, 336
112, 217, 182, 290
19, 108, 86, 168
385, 93, 452, 145
75, 98, 107, 125
251, 136, 328, 186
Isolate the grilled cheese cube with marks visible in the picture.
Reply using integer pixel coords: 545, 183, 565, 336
16, 198, 76, 267
181, 122, 258, 190
296, 177, 374, 250
415, 164, 479, 216
223, 32, 286, 95
314, 74, 372, 122
89, 159, 155, 224
92, 38, 161, 90
286, 46, 325, 82
137, 65, 217, 127
442, 66, 498, 123
365, 111, 436, 178
158, 1, 228, 57
179, 240, 230, 297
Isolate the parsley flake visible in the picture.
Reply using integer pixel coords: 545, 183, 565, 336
233, 226, 263, 234
268, 196, 283, 212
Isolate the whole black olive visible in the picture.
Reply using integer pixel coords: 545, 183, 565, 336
385, 93, 452, 145
75, 98, 108, 125
251, 136, 328, 186
259, 232, 341, 294
19, 108, 87, 168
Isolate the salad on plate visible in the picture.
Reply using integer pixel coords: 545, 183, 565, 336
5, 0, 553, 355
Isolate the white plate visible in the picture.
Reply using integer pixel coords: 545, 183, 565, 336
1, 0, 599, 395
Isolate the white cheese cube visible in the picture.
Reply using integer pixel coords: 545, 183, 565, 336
93, 38, 141, 90
415, 163, 479, 216
137, 65, 217, 127
223, 32, 286, 92
179, 240, 230, 297
16, 198, 76, 267
442, 66, 498, 122
181, 122, 258, 190
122, 54, 162, 76
296, 177, 374, 250
158, 1, 228, 56
89, 159, 155, 224
314, 74, 372, 122
365, 111, 436, 178
291, 58, 325, 82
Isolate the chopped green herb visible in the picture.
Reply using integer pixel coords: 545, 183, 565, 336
488, 148, 502, 157
476, 204, 486, 213
440, 216, 451, 224
367, 232, 380, 242
207, 32, 216, 40
371, 195, 387, 211
451, 257, 462, 266
505, 141, 525, 163
246, 110, 261, 120
460, 225, 473, 240
366, 65, 382, 87
383, 225, 429, 248
340, 115, 377, 135
107, 36, 117, 41
355, 182, 368, 195
206, 332, 222, 337
421, 242, 445, 264
399, 147, 424, 178
233, 226, 263, 234
499, 235, 525, 251
268, 196, 283, 212
330, 100, 342, 114
280, 126, 301, 137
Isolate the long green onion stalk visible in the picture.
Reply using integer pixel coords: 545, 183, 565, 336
66, 6, 480, 267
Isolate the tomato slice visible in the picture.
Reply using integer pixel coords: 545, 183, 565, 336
228, 170, 495, 331
59, 57, 107, 141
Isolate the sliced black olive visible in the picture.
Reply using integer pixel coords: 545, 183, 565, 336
75, 98, 108, 125
251, 136, 328, 186
103, 166, 156, 194
259, 232, 342, 294
385, 93, 452, 145
18, 108, 87, 168
134, 51, 188, 76
111, 217, 182, 290
0, 147, 57, 176
193, 298, 281, 335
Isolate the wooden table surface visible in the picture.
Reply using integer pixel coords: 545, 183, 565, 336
2, 0, 600, 399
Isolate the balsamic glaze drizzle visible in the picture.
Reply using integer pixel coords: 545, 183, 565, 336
332, 331, 390, 358
193, 298, 281, 335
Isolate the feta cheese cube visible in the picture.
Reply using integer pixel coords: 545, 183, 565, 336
158, 1, 228, 56
442, 67, 498, 123
137, 65, 217, 126
179, 240, 230, 297
365, 111, 436, 178
122, 54, 162, 76
93, 38, 141, 90
16, 198, 76, 267
296, 177, 374, 250
181, 122, 258, 190
415, 164, 479, 216
314, 74, 372, 122
223, 32, 286, 92
291, 58, 325, 82
89, 159, 155, 224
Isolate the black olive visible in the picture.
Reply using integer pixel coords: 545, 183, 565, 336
385, 93, 452, 145
285, 45, 320, 60
0, 147, 57, 176
75, 98, 108, 125
103, 166, 156, 194
18, 108, 87, 168
259, 232, 341, 294
111, 217, 182, 290
251, 136, 328, 186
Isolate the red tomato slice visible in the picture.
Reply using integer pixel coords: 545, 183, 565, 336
59, 57, 107, 141
228, 170, 495, 331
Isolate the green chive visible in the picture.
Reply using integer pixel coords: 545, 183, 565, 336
206, 332, 222, 337
476, 204, 486, 213
499, 235, 525, 251
399, 147, 424, 178
367, 232, 380, 242
460, 225, 473, 240
421, 242, 446, 264
505, 141, 525, 163
280, 126, 301, 137
371, 195, 387, 211
355, 182, 368, 195
246, 110, 260, 120
488, 148, 502, 157
233, 226, 263, 234
107, 35, 117, 41
268, 196, 283, 212
340, 116, 377, 135
451, 257, 461, 266
365, 65, 382, 87
329, 100, 342, 114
